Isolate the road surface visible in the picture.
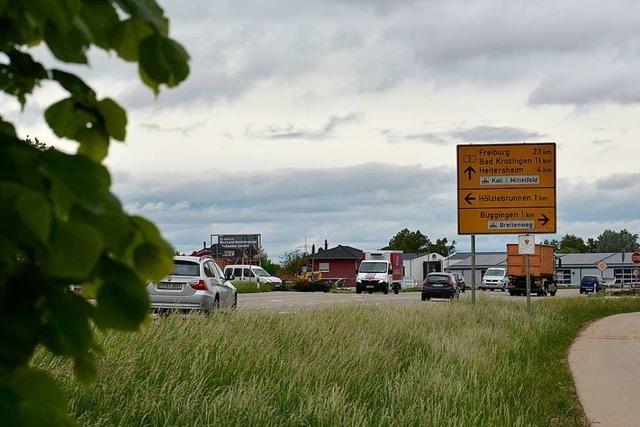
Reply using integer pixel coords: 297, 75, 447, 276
238, 288, 578, 312
568, 312, 640, 427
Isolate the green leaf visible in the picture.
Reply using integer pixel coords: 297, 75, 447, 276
51, 69, 96, 104
116, 0, 167, 34
109, 18, 153, 61
40, 220, 103, 280
24, 0, 81, 33
8, 367, 78, 427
76, 127, 110, 161
43, 22, 88, 64
134, 242, 172, 281
78, 0, 119, 49
95, 261, 149, 330
15, 190, 51, 242
138, 34, 189, 90
41, 291, 95, 358
42, 150, 111, 213
44, 98, 93, 140
97, 98, 127, 141
0, 115, 17, 137
0, 49, 48, 106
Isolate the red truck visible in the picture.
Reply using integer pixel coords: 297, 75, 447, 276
506, 244, 557, 297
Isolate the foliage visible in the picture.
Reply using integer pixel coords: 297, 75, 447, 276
387, 228, 430, 253
233, 281, 274, 294
0, 1, 189, 425
428, 237, 456, 257
31, 298, 640, 425
259, 250, 280, 275
280, 249, 308, 276
387, 229, 455, 256
545, 230, 639, 253
594, 229, 640, 252
289, 280, 331, 292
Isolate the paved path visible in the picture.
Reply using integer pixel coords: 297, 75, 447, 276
568, 312, 640, 426
238, 288, 577, 312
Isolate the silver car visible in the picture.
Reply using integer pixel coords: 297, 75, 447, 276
147, 256, 237, 312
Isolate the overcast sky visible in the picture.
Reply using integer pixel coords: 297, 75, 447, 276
5, 0, 640, 259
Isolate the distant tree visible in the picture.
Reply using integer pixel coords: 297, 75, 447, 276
388, 229, 430, 253
260, 250, 280, 275
280, 249, 308, 276
557, 234, 588, 253
586, 238, 598, 253
428, 238, 456, 257
594, 229, 640, 252
543, 239, 560, 249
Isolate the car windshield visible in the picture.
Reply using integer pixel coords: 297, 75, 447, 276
359, 262, 388, 273
252, 267, 271, 277
427, 274, 450, 283
171, 261, 200, 276
582, 276, 598, 282
485, 268, 504, 277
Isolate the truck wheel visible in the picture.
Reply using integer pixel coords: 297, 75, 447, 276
383, 285, 389, 295
549, 290, 556, 296
356, 288, 362, 294
421, 294, 427, 301
368, 290, 373, 294
393, 287, 399, 295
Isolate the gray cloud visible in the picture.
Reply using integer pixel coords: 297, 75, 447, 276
245, 113, 360, 140
450, 126, 545, 142
112, 163, 640, 257
384, 125, 545, 144
139, 122, 204, 137
113, 163, 457, 256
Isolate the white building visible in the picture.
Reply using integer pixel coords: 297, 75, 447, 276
403, 252, 446, 285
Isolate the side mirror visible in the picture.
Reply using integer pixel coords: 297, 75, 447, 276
389, 268, 393, 274
224, 272, 235, 281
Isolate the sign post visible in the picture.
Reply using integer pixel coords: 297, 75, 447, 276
519, 235, 535, 315
471, 235, 476, 306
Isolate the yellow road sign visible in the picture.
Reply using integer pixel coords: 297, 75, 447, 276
458, 188, 555, 209
458, 207, 556, 235
457, 143, 556, 235
458, 143, 555, 189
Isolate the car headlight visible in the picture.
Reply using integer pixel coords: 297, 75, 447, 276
356, 279, 361, 283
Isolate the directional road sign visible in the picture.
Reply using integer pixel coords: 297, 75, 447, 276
457, 143, 556, 235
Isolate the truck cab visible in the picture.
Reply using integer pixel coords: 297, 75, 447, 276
356, 260, 394, 294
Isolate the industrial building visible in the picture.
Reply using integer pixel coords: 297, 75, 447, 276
445, 252, 639, 286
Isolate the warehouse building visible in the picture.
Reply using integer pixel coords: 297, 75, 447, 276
445, 252, 639, 286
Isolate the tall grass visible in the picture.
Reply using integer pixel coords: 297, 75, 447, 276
33, 297, 640, 426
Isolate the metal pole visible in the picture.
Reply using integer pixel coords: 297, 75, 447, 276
471, 235, 476, 306
526, 254, 532, 315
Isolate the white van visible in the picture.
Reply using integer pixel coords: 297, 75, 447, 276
481, 267, 509, 291
224, 265, 284, 289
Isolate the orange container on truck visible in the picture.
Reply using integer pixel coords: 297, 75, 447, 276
506, 244, 557, 297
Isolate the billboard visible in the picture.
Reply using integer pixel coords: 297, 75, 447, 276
210, 234, 262, 261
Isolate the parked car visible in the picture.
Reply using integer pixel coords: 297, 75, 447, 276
224, 265, 284, 289
580, 275, 602, 294
452, 272, 466, 292
481, 267, 509, 291
421, 272, 460, 301
147, 256, 237, 312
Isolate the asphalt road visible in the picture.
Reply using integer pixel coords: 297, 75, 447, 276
238, 288, 579, 312
568, 312, 640, 427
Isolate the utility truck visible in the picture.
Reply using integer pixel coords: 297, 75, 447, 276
356, 251, 403, 294
506, 243, 557, 297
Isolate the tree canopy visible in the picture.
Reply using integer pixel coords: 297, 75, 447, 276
387, 229, 456, 256
0, 1, 189, 425
544, 230, 639, 254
